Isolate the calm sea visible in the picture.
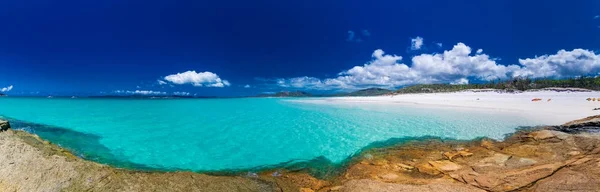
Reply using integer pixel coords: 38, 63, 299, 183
0, 97, 541, 172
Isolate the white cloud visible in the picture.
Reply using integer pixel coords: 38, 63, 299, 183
0, 85, 13, 92
450, 78, 469, 85
276, 41, 600, 91
173, 92, 190, 96
411, 43, 519, 82
157, 80, 167, 85
244, 84, 251, 88
114, 90, 166, 95
163, 71, 230, 87
411, 36, 424, 50
436, 43, 443, 47
514, 49, 600, 78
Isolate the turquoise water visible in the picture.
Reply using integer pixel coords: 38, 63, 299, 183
0, 97, 541, 172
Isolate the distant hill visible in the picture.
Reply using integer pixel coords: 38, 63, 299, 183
0, 93, 5, 96
257, 91, 313, 97
88, 95, 217, 99
336, 88, 392, 96
256, 88, 391, 97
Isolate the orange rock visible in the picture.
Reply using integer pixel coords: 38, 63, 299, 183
379, 173, 399, 180
396, 163, 414, 170
528, 130, 556, 140
428, 160, 463, 172
444, 151, 474, 160
299, 188, 315, 192
415, 163, 442, 175
480, 139, 494, 149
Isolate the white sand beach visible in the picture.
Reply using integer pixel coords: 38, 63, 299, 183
303, 90, 600, 125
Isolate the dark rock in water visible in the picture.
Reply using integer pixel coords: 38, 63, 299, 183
549, 115, 600, 133
0, 120, 10, 131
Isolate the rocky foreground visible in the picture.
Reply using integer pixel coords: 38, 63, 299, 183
0, 117, 600, 192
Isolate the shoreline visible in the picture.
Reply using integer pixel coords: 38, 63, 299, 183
1, 114, 600, 191
299, 90, 600, 125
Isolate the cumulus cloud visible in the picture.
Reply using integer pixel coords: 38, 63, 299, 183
114, 90, 166, 95
173, 92, 190, 96
514, 49, 600, 78
450, 78, 469, 85
411, 36, 424, 50
276, 41, 600, 91
0, 85, 13, 92
163, 71, 230, 87
244, 84, 251, 88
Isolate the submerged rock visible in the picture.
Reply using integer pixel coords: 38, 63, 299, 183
0, 129, 277, 192
553, 115, 600, 133
0, 120, 10, 131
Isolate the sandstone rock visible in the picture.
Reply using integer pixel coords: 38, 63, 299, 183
479, 162, 564, 191
567, 151, 581, 156
416, 163, 442, 175
300, 188, 315, 192
518, 157, 537, 165
478, 153, 511, 166
397, 163, 414, 170
505, 157, 537, 168
528, 158, 600, 192
480, 140, 494, 149
330, 186, 343, 191
429, 160, 462, 172
570, 157, 593, 166
0, 120, 10, 131
558, 115, 600, 133
563, 115, 600, 127
340, 179, 486, 192
443, 151, 473, 160
280, 172, 329, 190
528, 130, 558, 140
379, 173, 399, 180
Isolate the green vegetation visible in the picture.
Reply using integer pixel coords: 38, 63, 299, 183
395, 76, 600, 94
256, 77, 600, 97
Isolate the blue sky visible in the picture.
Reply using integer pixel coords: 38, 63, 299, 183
1, 0, 600, 96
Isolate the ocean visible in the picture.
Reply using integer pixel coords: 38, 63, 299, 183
0, 97, 542, 172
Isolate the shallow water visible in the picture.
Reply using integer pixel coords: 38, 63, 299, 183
0, 97, 544, 171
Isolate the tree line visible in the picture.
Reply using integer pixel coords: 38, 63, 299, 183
395, 76, 600, 94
